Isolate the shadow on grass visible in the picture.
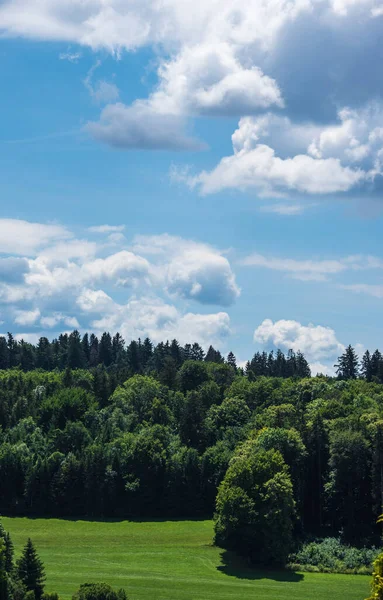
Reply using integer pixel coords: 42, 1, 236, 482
217, 550, 304, 582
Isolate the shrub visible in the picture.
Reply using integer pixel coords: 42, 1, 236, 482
289, 538, 380, 574
72, 583, 127, 600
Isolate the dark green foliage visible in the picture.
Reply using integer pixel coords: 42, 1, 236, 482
214, 441, 295, 565
335, 345, 360, 380
1, 331, 383, 566
17, 539, 45, 600
72, 583, 127, 600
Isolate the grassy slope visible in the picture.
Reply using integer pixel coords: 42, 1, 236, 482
3, 517, 370, 600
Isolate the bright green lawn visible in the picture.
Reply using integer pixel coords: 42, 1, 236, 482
2, 517, 370, 600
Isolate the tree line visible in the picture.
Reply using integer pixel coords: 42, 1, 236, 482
0, 331, 313, 380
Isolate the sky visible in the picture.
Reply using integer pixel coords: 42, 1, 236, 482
0, 0, 383, 374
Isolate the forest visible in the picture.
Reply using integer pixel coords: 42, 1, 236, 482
1, 330, 383, 573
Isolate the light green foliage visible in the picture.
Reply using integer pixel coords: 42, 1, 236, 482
110, 376, 166, 424
366, 553, 383, 600
2, 518, 370, 600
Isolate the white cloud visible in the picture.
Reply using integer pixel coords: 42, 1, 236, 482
179, 110, 377, 196
78, 290, 231, 347
340, 283, 383, 298
86, 102, 205, 151
14, 308, 41, 326
0, 219, 72, 256
259, 203, 307, 215
0, 220, 238, 348
242, 252, 383, 281
131, 234, 240, 305
40, 313, 80, 328
88, 224, 125, 233
84, 60, 119, 104
149, 42, 283, 117
254, 318, 345, 362
310, 361, 336, 376
184, 145, 365, 196
59, 51, 82, 62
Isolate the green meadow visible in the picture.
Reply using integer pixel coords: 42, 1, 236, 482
2, 517, 370, 600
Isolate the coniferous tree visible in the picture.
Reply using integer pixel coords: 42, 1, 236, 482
362, 350, 373, 381
226, 351, 237, 370
81, 333, 90, 367
190, 343, 204, 361
67, 330, 85, 369
335, 345, 359, 379
17, 538, 45, 600
89, 334, 99, 367
98, 333, 113, 367
0, 523, 13, 574
0, 337, 9, 369
36, 337, 52, 371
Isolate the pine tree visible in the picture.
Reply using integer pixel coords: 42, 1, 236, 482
361, 350, 373, 381
99, 333, 113, 367
335, 345, 359, 379
0, 337, 9, 370
226, 351, 237, 370
17, 538, 45, 600
67, 330, 85, 369
0, 524, 13, 573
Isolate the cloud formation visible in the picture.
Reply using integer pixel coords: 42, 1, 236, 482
178, 107, 383, 197
0, 220, 238, 348
254, 318, 345, 363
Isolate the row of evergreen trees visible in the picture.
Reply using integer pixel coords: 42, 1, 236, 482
0, 331, 312, 379
1, 332, 383, 383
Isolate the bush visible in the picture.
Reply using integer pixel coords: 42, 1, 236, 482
72, 583, 127, 600
366, 553, 383, 599
289, 538, 380, 574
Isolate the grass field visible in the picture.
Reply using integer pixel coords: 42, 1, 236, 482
2, 517, 370, 600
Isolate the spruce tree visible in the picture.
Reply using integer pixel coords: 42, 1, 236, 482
335, 345, 359, 379
226, 351, 237, 370
0, 523, 13, 574
17, 539, 45, 600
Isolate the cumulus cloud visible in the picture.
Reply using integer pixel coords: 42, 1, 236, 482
86, 102, 205, 151
0, 220, 238, 347
178, 109, 383, 197
0, 219, 72, 256
254, 318, 345, 362
40, 313, 80, 328
14, 308, 41, 326
131, 234, 240, 305
78, 290, 232, 347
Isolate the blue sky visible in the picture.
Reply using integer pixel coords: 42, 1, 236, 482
0, 0, 383, 373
